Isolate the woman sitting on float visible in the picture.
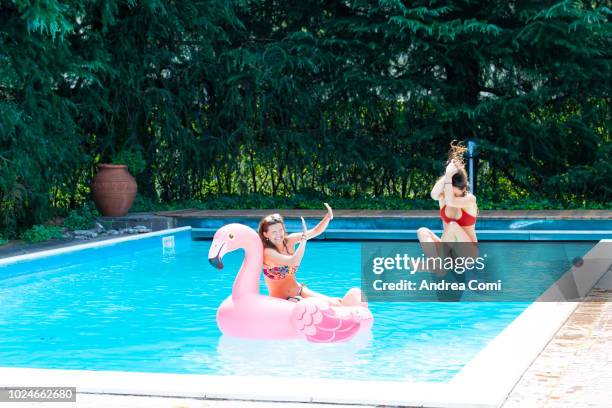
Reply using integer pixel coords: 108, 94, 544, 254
259, 204, 363, 306
207, 204, 372, 343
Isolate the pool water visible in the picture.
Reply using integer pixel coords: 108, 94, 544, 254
0, 234, 594, 382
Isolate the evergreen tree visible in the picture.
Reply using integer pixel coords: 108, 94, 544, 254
0, 0, 609, 236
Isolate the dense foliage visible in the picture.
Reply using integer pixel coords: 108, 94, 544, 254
1, 1, 610, 237
63, 203, 99, 230
20, 225, 62, 243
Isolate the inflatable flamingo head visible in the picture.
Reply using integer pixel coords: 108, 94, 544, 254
208, 223, 261, 270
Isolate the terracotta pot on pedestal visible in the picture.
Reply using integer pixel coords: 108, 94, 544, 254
92, 164, 137, 216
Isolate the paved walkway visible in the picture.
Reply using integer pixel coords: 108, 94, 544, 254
13, 396, 372, 408
502, 271, 612, 408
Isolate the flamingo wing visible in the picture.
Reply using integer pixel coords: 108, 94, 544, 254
291, 298, 361, 343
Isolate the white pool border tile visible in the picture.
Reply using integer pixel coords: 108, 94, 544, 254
0, 226, 191, 266
0, 237, 609, 408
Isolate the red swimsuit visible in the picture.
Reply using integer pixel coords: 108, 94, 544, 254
440, 205, 477, 227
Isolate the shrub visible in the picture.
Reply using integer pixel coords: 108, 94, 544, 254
130, 194, 165, 212
63, 204, 99, 230
113, 149, 146, 176
21, 225, 63, 243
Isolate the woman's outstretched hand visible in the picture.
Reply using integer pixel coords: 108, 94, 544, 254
445, 160, 459, 176
324, 202, 334, 220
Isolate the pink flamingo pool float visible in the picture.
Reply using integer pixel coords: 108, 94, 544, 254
208, 223, 373, 343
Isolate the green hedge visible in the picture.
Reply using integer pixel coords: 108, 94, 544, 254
1, 1, 610, 239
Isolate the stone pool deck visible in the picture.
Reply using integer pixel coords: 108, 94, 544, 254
0, 213, 175, 258
502, 269, 612, 408
18, 397, 368, 408
3, 209, 609, 259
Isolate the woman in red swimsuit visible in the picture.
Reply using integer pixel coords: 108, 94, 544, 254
417, 141, 478, 268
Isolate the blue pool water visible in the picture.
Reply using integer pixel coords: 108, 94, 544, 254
0, 232, 594, 382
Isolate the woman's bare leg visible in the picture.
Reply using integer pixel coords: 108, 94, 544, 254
441, 222, 478, 258
300, 285, 365, 307
340, 287, 366, 307
417, 227, 444, 275
300, 285, 342, 306
417, 227, 442, 245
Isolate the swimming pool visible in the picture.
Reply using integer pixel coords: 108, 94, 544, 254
0, 228, 595, 384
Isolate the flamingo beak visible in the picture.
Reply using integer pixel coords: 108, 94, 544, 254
208, 239, 226, 270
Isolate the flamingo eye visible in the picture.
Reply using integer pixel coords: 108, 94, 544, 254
228, 233, 235, 240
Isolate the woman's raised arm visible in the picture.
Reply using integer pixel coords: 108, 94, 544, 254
430, 176, 446, 200
288, 203, 333, 242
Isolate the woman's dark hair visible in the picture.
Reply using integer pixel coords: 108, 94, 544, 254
258, 213, 289, 250
447, 140, 470, 196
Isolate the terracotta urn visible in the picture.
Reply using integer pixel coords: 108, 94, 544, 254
92, 164, 137, 216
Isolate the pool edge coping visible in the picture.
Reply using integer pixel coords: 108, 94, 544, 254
157, 209, 612, 220
0, 226, 191, 266
0, 236, 608, 407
